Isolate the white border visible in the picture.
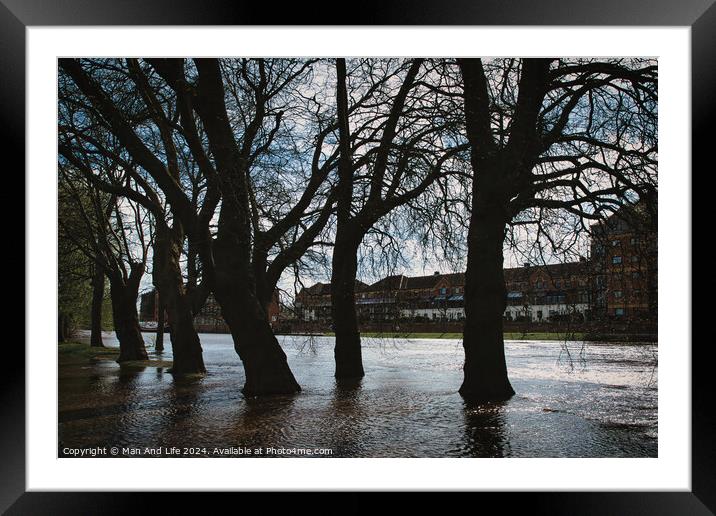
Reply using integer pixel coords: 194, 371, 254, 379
27, 27, 691, 491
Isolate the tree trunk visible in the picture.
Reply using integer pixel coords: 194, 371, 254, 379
153, 226, 205, 375
190, 58, 299, 395
331, 59, 364, 380
460, 198, 515, 403
109, 278, 148, 362
331, 233, 364, 379
58, 313, 68, 342
90, 265, 105, 347
155, 290, 165, 353
212, 239, 300, 396
252, 250, 274, 319
164, 291, 204, 375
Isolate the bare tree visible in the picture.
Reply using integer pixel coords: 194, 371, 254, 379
58, 161, 150, 362
331, 58, 467, 379
59, 58, 338, 395
455, 58, 657, 402
59, 66, 207, 375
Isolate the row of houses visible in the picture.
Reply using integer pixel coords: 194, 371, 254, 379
294, 264, 596, 324
295, 204, 657, 325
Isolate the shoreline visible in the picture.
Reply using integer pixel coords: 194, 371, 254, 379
281, 331, 657, 343
132, 328, 656, 343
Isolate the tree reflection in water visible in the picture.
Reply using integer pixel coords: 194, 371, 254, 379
462, 401, 511, 457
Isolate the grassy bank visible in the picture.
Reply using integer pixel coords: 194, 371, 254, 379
58, 341, 172, 369
310, 331, 587, 341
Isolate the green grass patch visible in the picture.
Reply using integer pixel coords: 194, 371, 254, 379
504, 332, 586, 341
317, 331, 585, 341
58, 341, 173, 368
360, 332, 464, 339
58, 341, 120, 359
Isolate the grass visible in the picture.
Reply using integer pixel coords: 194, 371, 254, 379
316, 331, 585, 341
58, 341, 120, 361
504, 332, 586, 341
58, 341, 173, 368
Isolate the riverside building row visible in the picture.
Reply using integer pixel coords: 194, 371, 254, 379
295, 206, 657, 325
139, 203, 657, 330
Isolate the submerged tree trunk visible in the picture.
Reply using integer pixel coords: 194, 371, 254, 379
458, 58, 529, 403
109, 276, 148, 362
155, 290, 165, 353
331, 59, 364, 380
90, 264, 105, 347
212, 236, 300, 395
153, 226, 205, 375
191, 57, 300, 395
460, 186, 515, 403
331, 233, 364, 379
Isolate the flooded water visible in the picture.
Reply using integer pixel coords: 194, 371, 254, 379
59, 333, 657, 458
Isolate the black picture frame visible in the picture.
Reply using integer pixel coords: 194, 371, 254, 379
5, 1, 711, 513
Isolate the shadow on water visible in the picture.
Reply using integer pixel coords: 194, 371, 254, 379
230, 392, 301, 451
461, 399, 511, 458
145, 373, 207, 451
165, 374, 204, 425
326, 378, 368, 457
95, 368, 148, 448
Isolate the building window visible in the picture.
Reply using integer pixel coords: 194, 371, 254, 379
611, 239, 620, 247
614, 290, 623, 298
631, 255, 639, 263
555, 280, 561, 288
631, 237, 638, 245
612, 256, 622, 264
536, 280, 543, 289
615, 308, 625, 316
632, 271, 641, 279
440, 287, 446, 295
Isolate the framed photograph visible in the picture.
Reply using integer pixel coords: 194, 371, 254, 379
6, 0, 710, 512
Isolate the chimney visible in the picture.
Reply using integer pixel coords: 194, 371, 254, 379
523, 262, 530, 268
434, 271, 440, 276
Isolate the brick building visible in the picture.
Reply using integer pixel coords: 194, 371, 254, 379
503, 260, 592, 323
590, 202, 657, 321
295, 281, 367, 322
139, 289, 282, 332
